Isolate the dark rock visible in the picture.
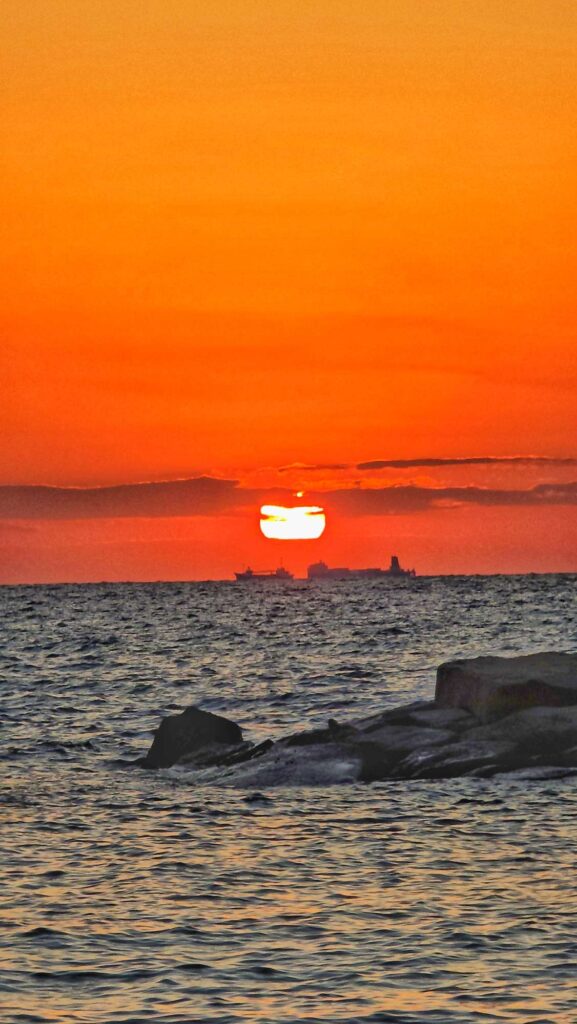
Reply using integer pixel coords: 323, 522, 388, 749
356, 701, 434, 732
393, 705, 577, 779
217, 738, 274, 767
463, 705, 577, 763
347, 723, 455, 783
283, 727, 335, 747
328, 719, 359, 741
352, 741, 401, 782
406, 707, 475, 731
142, 705, 243, 769
360, 723, 454, 755
177, 741, 252, 768
176, 738, 274, 769
559, 745, 577, 767
282, 721, 359, 747
435, 653, 577, 722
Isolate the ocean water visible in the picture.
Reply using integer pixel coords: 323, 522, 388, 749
1, 574, 576, 1024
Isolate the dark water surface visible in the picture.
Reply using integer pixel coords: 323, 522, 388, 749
1, 575, 576, 1023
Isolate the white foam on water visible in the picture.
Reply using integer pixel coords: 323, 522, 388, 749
168, 742, 362, 788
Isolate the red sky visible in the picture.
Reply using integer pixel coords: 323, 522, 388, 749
2, 2, 576, 582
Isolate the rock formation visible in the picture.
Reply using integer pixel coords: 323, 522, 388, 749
142, 705, 244, 769
141, 653, 577, 783
435, 652, 577, 721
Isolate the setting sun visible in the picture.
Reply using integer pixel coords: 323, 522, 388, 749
260, 505, 327, 540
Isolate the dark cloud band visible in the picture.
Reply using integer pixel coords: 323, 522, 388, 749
1, 476, 577, 520
326, 482, 577, 515
0, 477, 246, 520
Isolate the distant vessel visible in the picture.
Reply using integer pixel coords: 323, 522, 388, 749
235, 567, 294, 581
307, 555, 416, 580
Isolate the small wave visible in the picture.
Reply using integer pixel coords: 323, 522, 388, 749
20, 926, 65, 938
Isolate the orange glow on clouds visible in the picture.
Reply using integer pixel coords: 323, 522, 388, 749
260, 505, 326, 540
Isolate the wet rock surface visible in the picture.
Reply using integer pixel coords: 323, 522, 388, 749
142, 653, 577, 783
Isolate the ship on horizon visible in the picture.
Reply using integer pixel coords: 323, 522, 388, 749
235, 566, 294, 581
307, 555, 416, 580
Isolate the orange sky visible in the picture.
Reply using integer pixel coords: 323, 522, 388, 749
2, 1, 576, 581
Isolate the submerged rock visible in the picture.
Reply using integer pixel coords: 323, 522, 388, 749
435, 653, 577, 722
142, 705, 243, 769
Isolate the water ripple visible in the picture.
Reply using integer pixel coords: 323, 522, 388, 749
0, 576, 576, 1022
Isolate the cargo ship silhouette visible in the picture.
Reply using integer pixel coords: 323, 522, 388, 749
235, 567, 294, 581
307, 555, 415, 579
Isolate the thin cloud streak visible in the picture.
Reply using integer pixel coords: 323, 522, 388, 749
358, 457, 577, 470
279, 456, 577, 473
278, 463, 351, 472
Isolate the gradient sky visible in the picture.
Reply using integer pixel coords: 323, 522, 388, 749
2, 1, 576, 581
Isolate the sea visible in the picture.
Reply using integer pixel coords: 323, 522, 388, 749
1, 574, 576, 1024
